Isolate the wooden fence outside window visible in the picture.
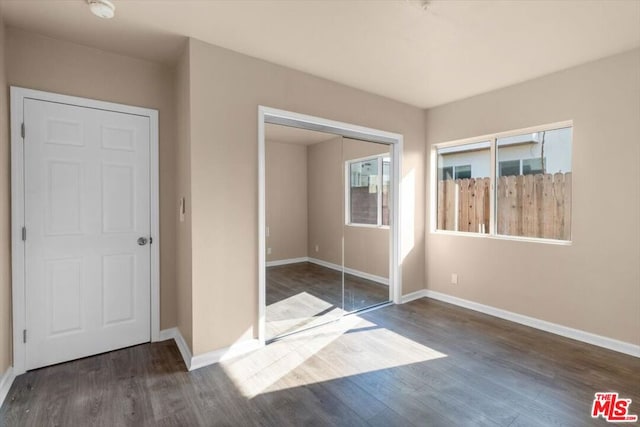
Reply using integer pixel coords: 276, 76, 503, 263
437, 172, 572, 240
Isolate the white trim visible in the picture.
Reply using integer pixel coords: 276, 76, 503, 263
190, 339, 262, 371
489, 136, 497, 236
0, 367, 16, 408
307, 257, 389, 286
263, 108, 401, 144
417, 290, 640, 358
400, 289, 428, 304
149, 110, 161, 343
258, 106, 403, 346
344, 223, 390, 230
432, 120, 573, 150
258, 108, 267, 344
158, 326, 179, 342
10, 87, 161, 375
428, 147, 437, 238
430, 229, 572, 246
159, 328, 262, 371
171, 328, 193, 370
265, 257, 308, 267
10, 88, 26, 377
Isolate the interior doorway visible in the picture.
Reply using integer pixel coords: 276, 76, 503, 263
258, 107, 403, 343
10, 87, 160, 374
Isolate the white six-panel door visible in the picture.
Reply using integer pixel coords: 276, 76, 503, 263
24, 99, 151, 370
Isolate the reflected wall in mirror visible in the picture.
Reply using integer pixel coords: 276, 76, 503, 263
265, 124, 344, 340
343, 139, 391, 312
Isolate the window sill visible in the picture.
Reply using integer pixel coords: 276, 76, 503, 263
346, 223, 390, 230
431, 229, 572, 246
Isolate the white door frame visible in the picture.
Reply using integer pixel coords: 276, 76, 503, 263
10, 87, 161, 375
258, 106, 403, 345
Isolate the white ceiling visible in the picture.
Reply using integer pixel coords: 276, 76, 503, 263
265, 123, 338, 146
1, 0, 639, 108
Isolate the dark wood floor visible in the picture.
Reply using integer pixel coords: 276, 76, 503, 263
2, 298, 638, 426
266, 262, 389, 338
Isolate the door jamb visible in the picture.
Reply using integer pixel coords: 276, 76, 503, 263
258, 106, 403, 345
10, 87, 161, 375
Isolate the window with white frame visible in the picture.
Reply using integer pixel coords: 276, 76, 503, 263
434, 123, 572, 241
347, 155, 390, 226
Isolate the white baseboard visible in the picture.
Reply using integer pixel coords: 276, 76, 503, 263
307, 257, 389, 286
409, 290, 639, 358
401, 289, 428, 304
0, 366, 16, 408
190, 339, 262, 371
158, 327, 179, 342
158, 328, 262, 371
266, 257, 309, 267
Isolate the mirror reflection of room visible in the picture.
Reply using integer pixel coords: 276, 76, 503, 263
343, 139, 391, 313
265, 124, 391, 340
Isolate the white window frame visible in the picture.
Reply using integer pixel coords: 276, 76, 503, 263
430, 120, 573, 245
345, 154, 390, 228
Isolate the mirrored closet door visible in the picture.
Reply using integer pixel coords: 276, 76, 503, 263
264, 124, 393, 341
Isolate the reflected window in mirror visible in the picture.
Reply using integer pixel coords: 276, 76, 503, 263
347, 155, 390, 227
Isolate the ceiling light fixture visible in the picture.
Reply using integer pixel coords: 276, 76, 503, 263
87, 0, 116, 19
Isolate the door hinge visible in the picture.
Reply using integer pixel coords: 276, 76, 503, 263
21, 123, 25, 139
21, 226, 26, 241
23, 329, 27, 343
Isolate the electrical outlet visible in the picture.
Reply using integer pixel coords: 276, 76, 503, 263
267, 248, 272, 255
315, 245, 319, 252
451, 273, 458, 285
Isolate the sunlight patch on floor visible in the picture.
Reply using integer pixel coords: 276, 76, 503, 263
266, 291, 343, 338
222, 314, 446, 398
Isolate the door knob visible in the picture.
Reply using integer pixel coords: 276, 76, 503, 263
137, 237, 148, 246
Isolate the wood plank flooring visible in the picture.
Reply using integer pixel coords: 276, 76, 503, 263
2, 298, 639, 426
266, 262, 389, 339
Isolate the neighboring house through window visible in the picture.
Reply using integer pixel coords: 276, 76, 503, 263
499, 158, 545, 176
439, 164, 472, 180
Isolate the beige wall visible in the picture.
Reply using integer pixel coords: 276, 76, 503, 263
307, 137, 391, 278
307, 137, 343, 266
187, 38, 425, 355
0, 12, 12, 375
175, 44, 193, 350
425, 48, 640, 345
4, 28, 179, 331
265, 140, 308, 262
266, 136, 391, 278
